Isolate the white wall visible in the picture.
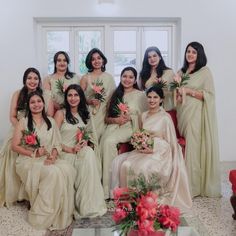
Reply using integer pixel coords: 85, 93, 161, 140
0, 0, 235, 161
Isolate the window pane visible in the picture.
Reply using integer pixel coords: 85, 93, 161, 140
47, 31, 69, 52
144, 30, 168, 51
77, 31, 101, 52
114, 31, 136, 52
78, 53, 88, 75
114, 53, 136, 85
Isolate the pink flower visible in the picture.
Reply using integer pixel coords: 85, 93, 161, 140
136, 205, 149, 221
93, 85, 103, 94
139, 192, 158, 209
158, 205, 180, 232
113, 187, 129, 200
76, 129, 84, 143
112, 208, 128, 223
62, 84, 68, 92
117, 103, 129, 113
137, 219, 155, 235
24, 134, 37, 145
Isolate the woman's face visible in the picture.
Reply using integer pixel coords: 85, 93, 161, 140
25, 72, 40, 92
121, 70, 136, 89
185, 46, 197, 65
91, 52, 103, 70
56, 54, 68, 72
148, 51, 161, 68
147, 91, 162, 110
67, 89, 80, 108
29, 95, 44, 114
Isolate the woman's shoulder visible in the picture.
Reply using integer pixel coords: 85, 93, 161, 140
12, 89, 21, 98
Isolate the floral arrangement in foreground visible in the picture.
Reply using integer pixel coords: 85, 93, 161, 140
130, 129, 154, 151
21, 129, 40, 149
112, 174, 180, 236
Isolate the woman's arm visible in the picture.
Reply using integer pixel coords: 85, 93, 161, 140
11, 119, 35, 157
9, 91, 20, 126
178, 87, 204, 101
80, 75, 87, 91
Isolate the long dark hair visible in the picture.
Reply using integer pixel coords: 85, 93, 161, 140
17, 67, 42, 112
85, 48, 107, 72
64, 84, 89, 125
26, 91, 52, 132
139, 46, 169, 90
107, 67, 139, 117
145, 85, 164, 106
53, 51, 75, 79
181, 42, 207, 74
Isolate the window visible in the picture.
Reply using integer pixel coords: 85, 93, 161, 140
36, 18, 179, 84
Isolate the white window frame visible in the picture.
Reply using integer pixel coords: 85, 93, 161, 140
35, 17, 180, 78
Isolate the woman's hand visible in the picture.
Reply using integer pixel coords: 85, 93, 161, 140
116, 113, 130, 126
89, 99, 100, 106
44, 154, 56, 165
36, 146, 48, 157
139, 147, 153, 154
74, 140, 88, 153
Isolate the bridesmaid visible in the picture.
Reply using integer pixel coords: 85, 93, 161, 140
54, 84, 107, 218
0, 67, 42, 207
12, 91, 75, 230
111, 86, 192, 213
80, 48, 116, 142
139, 46, 175, 111
100, 67, 147, 199
43, 51, 80, 116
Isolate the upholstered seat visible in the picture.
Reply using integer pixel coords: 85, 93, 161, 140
229, 170, 236, 219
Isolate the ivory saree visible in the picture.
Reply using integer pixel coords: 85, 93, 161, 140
59, 111, 107, 218
111, 108, 192, 213
176, 66, 221, 197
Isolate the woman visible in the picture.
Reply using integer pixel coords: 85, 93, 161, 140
80, 48, 116, 142
139, 46, 175, 111
0, 67, 43, 207
100, 67, 147, 199
176, 42, 221, 197
12, 91, 75, 230
43, 51, 80, 116
54, 84, 107, 218
111, 86, 192, 212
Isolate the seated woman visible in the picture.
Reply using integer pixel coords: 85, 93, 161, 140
0, 67, 43, 207
100, 67, 147, 199
12, 91, 75, 230
111, 86, 192, 212
54, 84, 107, 218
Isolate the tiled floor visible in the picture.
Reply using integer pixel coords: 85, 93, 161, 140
0, 161, 236, 236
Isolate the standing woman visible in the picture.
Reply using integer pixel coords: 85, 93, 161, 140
43, 51, 80, 116
0, 67, 42, 207
100, 67, 146, 199
80, 48, 116, 142
54, 84, 107, 218
176, 42, 221, 197
140, 46, 175, 111
12, 91, 75, 230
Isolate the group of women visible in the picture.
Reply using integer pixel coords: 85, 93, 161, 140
0, 41, 221, 230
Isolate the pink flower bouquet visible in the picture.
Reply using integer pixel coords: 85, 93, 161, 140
21, 129, 40, 149
113, 98, 129, 116
76, 127, 91, 144
91, 79, 106, 102
130, 129, 154, 151
112, 174, 180, 236
55, 79, 68, 95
